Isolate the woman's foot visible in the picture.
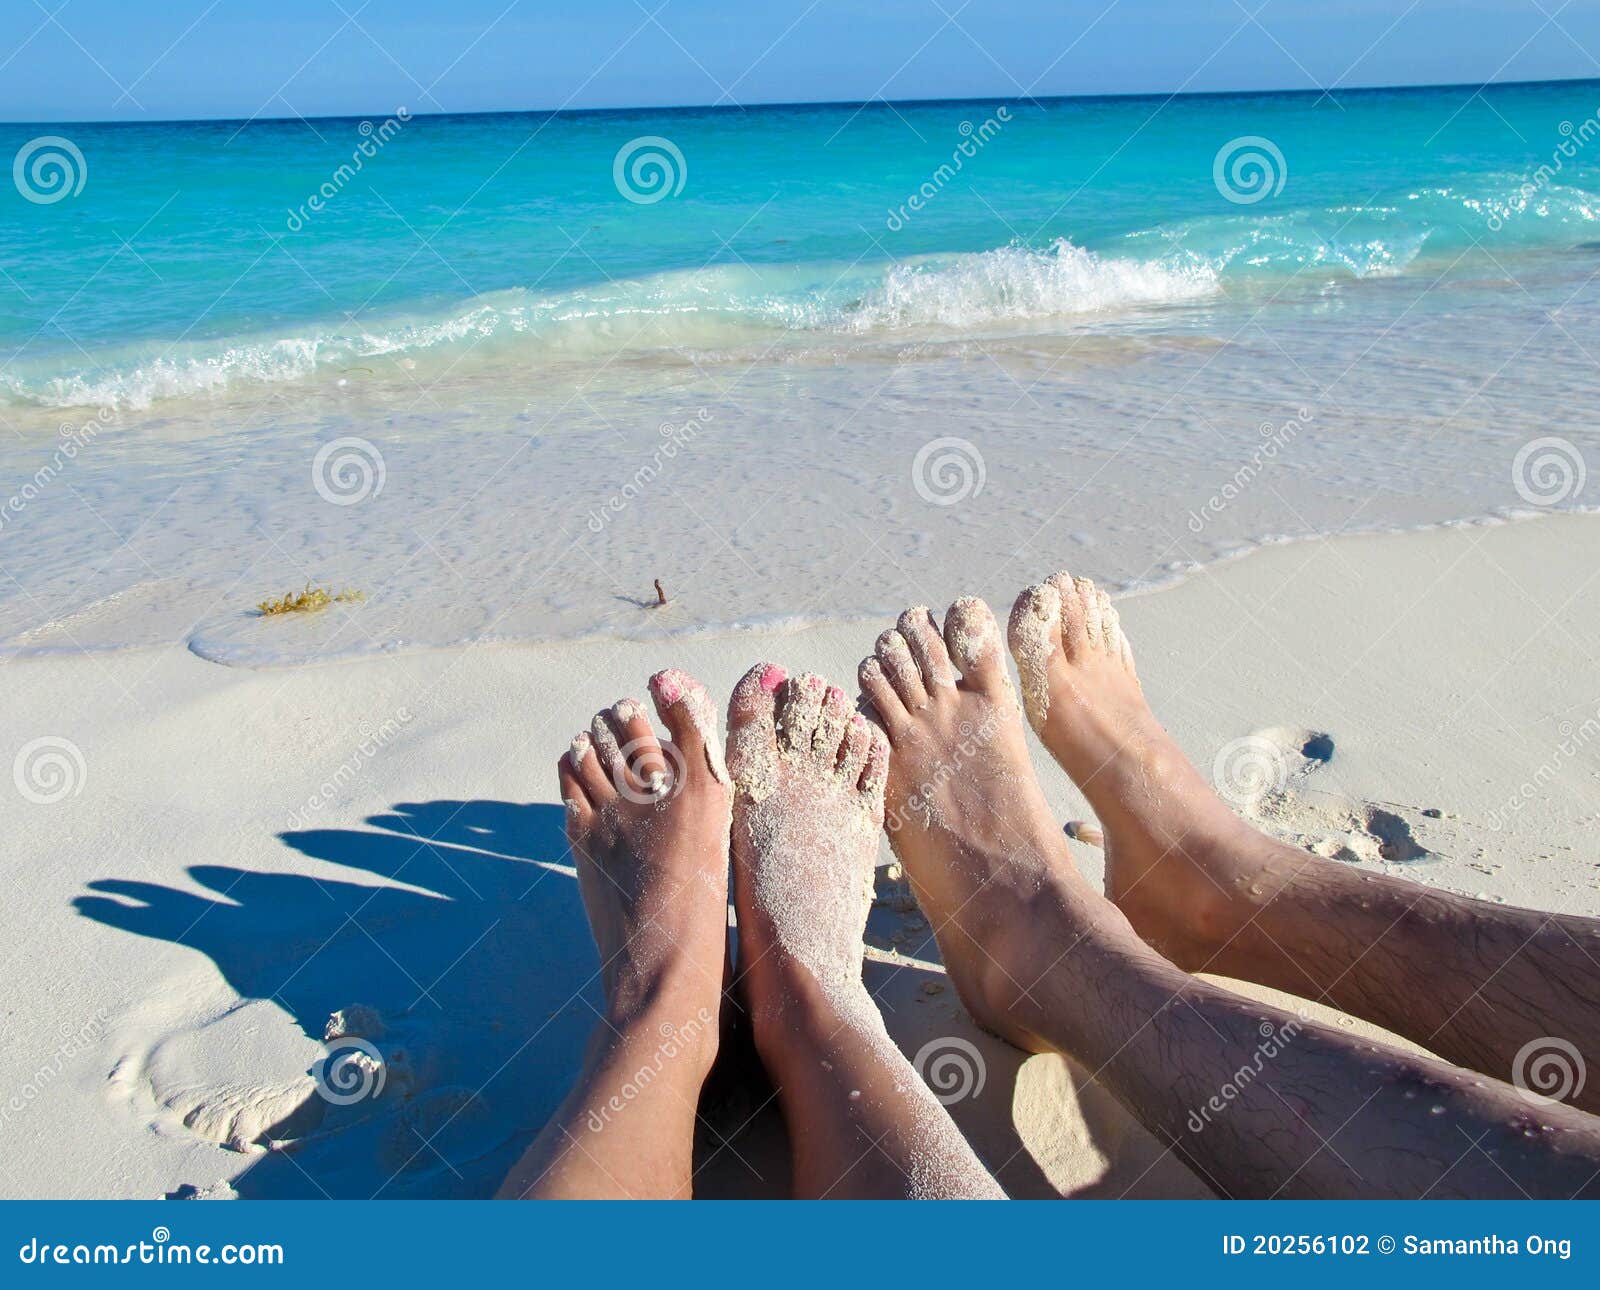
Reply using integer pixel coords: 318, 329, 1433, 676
858, 601, 1140, 1051
559, 668, 732, 1058
725, 663, 1003, 1199
1006, 573, 1273, 967
725, 663, 888, 1029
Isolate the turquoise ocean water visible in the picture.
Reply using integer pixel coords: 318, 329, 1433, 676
3, 80, 1599, 406
2, 81, 1599, 661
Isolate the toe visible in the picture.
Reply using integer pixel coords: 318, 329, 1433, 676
1092, 586, 1118, 656
896, 606, 957, 691
569, 731, 614, 804
609, 697, 670, 796
942, 595, 1011, 698
1075, 577, 1104, 649
1008, 581, 1063, 729
1046, 571, 1089, 658
589, 710, 641, 796
814, 684, 852, 763
727, 662, 784, 800
837, 711, 874, 784
557, 757, 594, 831
778, 672, 828, 758
875, 628, 928, 710
649, 668, 727, 784
857, 656, 908, 736
859, 725, 891, 823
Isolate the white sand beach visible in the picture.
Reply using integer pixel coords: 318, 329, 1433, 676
3, 513, 1596, 1199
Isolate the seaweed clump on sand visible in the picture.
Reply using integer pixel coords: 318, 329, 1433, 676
256, 585, 366, 616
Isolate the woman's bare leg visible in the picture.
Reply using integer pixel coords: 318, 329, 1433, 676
726, 663, 1004, 1199
1009, 571, 1600, 1115
858, 598, 1600, 1198
499, 671, 731, 1200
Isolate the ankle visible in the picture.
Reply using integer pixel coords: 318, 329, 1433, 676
603, 968, 722, 1071
983, 873, 1169, 1052
744, 957, 880, 1069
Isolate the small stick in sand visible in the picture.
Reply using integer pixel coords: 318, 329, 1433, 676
654, 579, 668, 607
1064, 819, 1104, 848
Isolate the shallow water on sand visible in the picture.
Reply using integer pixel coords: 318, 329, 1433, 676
4, 259, 1597, 666
3, 83, 1599, 662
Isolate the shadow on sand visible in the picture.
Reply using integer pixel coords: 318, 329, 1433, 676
74, 800, 1133, 1199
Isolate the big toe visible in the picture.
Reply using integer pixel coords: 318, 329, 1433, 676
649, 668, 728, 785
942, 595, 1013, 701
777, 671, 829, 759
1008, 580, 1064, 730
727, 662, 785, 801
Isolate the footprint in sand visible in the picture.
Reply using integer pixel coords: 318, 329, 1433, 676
1214, 725, 1432, 865
110, 996, 418, 1154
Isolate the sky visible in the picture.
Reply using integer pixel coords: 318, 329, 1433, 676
3, 0, 1600, 123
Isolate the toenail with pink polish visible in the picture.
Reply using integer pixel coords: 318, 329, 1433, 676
759, 663, 786, 693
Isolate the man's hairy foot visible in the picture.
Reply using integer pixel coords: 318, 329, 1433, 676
1007, 573, 1267, 967
859, 600, 1139, 1051
558, 669, 731, 1060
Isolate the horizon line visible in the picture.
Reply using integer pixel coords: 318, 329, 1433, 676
3, 72, 1596, 130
